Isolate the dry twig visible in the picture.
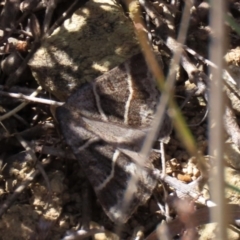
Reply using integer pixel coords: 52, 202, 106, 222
0, 89, 64, 107
0, 86, 42, 121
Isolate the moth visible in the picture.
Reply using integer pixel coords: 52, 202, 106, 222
56, 53, 171, 223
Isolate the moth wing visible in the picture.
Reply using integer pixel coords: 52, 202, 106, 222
56, 105, 157, 223
56, 53, 164, 222
80, 116, 150, 151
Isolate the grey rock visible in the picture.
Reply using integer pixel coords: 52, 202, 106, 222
29, 0, 140, 101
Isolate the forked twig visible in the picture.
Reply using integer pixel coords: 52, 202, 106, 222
0, 86, 42, 121
152, 169, 215, 207
0, 89, 64, 107
15, 134, 52, 195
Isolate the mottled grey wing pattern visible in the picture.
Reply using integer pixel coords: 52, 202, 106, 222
56, 53, 166, 223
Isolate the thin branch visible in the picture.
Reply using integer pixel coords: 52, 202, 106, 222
5, 41, 42, 87
15, 135, 52, 195
0, 86, 42, 122
183, 45, 236, 85
43, 0, 57, 33
45, 0, 82, 37
153, 169, 216, 207
0, 90, 64, 107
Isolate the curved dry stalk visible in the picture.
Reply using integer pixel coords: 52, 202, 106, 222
208, 1, 227, 239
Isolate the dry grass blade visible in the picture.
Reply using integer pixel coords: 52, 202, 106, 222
209, 1, 228, 239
